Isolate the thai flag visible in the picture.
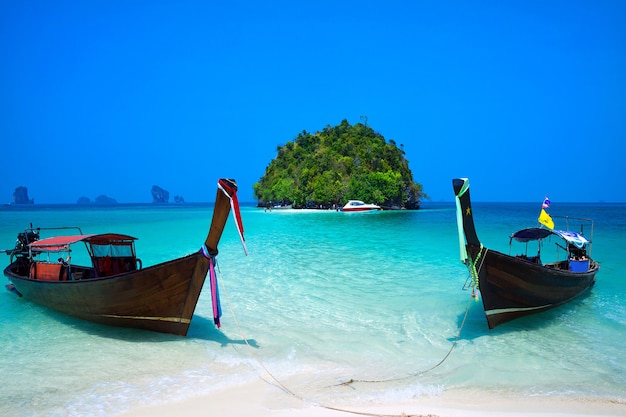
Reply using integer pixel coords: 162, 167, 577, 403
542, 197, 551, 209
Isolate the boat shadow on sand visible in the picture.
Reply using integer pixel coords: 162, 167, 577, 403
451, 292, 595, 341
33, 306, 259, 347
185, 315, 260, 347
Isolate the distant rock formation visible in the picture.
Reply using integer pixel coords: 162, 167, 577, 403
95, 195, 117, 205
77, 196, 91, 205
151, 185, 169, 203
174, 195, 185, 204
13, 186, 34, 204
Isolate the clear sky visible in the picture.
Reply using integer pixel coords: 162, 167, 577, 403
1, 0, 625, 204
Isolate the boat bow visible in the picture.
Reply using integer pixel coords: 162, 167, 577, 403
205, 178, 247, 256
452, 178, 485, 297
201, 178, 248, 329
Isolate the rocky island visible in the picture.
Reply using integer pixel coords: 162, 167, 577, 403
12, 186, 34, 204
76, 195, 117, 205
151, 185, 170, 203
77, 196, 92, 205
95, 195, 117, 204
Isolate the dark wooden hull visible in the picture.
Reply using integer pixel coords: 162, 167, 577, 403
4, 251, 210, 336
470, 243, 598, 329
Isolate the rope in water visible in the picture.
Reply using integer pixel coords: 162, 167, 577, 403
215, 256, 484, 417
335, 248, 488, 387
334, 294, 473, 388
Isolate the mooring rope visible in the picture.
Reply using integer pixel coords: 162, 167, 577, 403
336, 248, 488, 387
215, 259, 477, 417
334, 293, 473, 387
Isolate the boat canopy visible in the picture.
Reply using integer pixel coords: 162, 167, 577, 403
29, 234, 137, 252
510, 227, 589, 248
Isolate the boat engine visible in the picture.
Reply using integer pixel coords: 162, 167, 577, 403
15, 230, 39, 254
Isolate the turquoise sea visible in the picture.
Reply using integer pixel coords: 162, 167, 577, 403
1, 200, 625, 416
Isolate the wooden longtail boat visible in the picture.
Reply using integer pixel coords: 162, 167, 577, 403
452, 178, 598, 329
2, 178, 247, 336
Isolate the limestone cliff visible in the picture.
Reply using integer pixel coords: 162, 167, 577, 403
95, 195, 117, 204
13, 186, 34, 204
151, 185, 169, 203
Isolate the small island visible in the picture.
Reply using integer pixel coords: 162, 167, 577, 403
151, 185, 169, 203
253, 119, 426, 209
13, 186, 34, 204
95, 195, 117, 205
76, 195, 117, 205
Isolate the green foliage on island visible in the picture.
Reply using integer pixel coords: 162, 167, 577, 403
253, 119, 426, 209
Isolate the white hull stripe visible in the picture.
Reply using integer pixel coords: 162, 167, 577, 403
101, 314, 189, 324
485, 304, 552, 316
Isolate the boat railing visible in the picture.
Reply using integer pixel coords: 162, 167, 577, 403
27, 226, 84, 236
550, 215, 593, 233
550, 215, 594, 258
17, 225, 84, 250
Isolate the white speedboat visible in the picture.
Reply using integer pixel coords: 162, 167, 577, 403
342, 200, 382, 212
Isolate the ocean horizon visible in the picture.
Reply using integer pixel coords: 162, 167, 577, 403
4, 200, 626, 207
1, 201, 625, 416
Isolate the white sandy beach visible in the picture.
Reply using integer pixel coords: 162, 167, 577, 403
119, 377, 625, 417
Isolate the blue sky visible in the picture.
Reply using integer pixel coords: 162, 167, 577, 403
1, 0, 625, 203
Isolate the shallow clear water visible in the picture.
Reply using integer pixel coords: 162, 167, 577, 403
1, 201, 625, 416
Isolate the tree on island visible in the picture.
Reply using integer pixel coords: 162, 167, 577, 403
253, 119, 426, 209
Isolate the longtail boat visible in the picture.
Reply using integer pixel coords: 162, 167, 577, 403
2, 178, 247, 336
452, 178, 598, 329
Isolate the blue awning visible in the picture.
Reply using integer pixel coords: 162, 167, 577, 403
510, 228, 553, 242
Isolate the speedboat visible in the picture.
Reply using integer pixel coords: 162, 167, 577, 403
342, 200, 382, 212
